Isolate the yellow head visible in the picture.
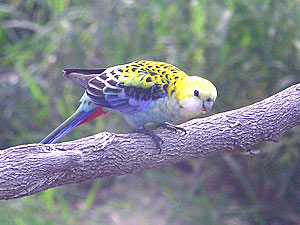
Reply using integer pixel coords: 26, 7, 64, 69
174, 76, 217, 119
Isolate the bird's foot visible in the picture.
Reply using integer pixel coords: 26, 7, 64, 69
157, 122, 187, 135
136, 128, 163, 153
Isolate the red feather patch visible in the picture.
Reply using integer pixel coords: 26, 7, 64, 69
77, 107, 107, 126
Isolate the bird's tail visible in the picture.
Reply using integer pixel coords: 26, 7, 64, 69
40, 107, 106, 144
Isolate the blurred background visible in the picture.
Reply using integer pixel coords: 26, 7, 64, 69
1, 0, 300, 224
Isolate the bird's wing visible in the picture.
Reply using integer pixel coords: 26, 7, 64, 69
66, 60, 188, 114
63, 68, 107, 88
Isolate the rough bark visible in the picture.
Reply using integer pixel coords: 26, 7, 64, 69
1, 83, 300, 200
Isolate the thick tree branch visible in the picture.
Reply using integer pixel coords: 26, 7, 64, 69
1, 83, 300, 200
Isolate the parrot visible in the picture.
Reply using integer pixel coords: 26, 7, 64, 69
40, 60, 217, 151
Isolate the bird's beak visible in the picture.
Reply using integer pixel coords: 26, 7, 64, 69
203, 100, 214, 113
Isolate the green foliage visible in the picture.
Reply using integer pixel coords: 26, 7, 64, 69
1, 0, 300, 224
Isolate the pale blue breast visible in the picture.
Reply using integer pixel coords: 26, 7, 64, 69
120, 97, 177, 128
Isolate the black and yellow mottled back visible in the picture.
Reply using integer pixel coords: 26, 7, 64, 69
64, 60, 189, 114
119, 60, 188, 96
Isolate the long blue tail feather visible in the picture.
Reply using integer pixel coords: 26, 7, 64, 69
41, 110, 95, 144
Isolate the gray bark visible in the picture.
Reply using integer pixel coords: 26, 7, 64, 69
1, 83, 300, 200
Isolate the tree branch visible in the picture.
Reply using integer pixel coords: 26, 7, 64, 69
1, 83, 300, 200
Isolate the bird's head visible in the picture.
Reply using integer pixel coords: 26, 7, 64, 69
174, 76, 217, 119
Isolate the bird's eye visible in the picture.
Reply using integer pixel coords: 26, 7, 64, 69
194, 90, 199, 97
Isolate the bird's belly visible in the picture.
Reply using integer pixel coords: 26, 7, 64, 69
121, 99, 175, 128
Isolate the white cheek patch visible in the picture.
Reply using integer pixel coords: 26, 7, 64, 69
181, 98, 204, 118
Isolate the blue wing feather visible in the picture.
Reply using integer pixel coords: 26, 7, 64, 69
81, 66, 167, 114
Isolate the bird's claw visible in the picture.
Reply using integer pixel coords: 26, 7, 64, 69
136, 128, 163, 153
135, 123, 186, 153
157, 122, 187, 135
